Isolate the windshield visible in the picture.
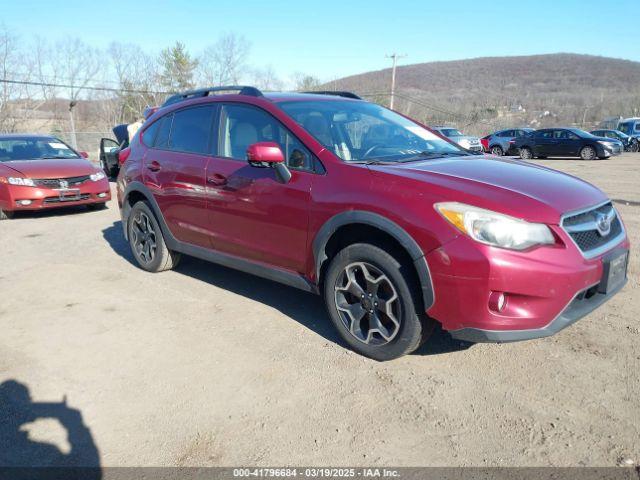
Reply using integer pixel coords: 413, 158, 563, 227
0, 138, 80, 162
613, 130, 630, 139
439, 128, 463, 137
277, 100, 464, 163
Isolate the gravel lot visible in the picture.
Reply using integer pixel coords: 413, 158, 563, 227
0, 153, 638, 467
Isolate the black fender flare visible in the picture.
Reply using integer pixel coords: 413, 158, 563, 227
312, 210, 434, 310
121, 181, 178, 250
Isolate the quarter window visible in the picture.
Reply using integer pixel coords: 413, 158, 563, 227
142, 119, 161, 146
154, 115, 172, 149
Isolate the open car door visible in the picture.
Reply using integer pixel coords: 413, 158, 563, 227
99, 138, 121, 178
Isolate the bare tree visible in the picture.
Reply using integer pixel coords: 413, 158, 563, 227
109, 42, 161, 123
292, 73, 322, 91
197, 33, 250, 86
251, 65, 283, 91
0, 27, 27, 132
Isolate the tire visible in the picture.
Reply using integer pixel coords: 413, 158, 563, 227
323, 243, 434, 361
631, 141, 639, 153
0, 209, 14, 220
490, 145, 503, 156
580, 146, 597, 160
519, 147, 533, 160
87, 202, 107, 211
127, 201, 181, 272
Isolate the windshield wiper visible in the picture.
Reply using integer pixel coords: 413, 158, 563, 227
39, 155, 76, 159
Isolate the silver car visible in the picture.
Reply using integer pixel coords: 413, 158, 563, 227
483, 128, 536, 156
432, 126, 483, 152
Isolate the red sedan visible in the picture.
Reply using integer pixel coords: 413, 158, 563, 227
0, 135, 111, 220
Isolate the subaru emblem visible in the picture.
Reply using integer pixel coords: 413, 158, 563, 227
594, 212, 611, 237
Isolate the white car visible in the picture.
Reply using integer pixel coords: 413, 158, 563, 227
432, 126, 483, 152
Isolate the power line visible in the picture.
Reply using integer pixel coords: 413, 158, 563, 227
0, 78, 168, 96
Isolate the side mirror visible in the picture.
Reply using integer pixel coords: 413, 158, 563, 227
246, 142, 285, 165
79, 151, 89, 158
246, 142, 291, 184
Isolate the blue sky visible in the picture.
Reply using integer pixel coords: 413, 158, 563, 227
2, 0, 639, 83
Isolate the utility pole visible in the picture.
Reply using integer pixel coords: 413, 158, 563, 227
386, 53, 406, 110
68, 101, 78, 150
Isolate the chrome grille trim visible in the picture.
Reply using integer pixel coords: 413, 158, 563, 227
560, 200, 626, 259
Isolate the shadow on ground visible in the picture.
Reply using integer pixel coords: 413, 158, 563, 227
6, 205, 104, 222
0, 379, 101, 477
102, 221, 472, 358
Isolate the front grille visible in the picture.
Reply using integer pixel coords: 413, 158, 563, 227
34, 175, 91, 188
562, 202, 624, 256
43, 194, 91, 204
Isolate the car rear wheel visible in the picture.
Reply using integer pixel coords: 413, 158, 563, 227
519, 147, 533, 160
127, 201, 181, 272
490, 145, 504, 156
323, 243, 434, 361
0, 209, 14, 220
580, 146, 597, 160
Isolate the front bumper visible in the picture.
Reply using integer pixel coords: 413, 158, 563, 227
425, 227, 630, 343
0, 180, 111, 212
450, 275, 627, 343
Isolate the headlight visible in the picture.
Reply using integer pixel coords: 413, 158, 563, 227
458, 139, 471, 147
435, 202, 555, 250
7, 177, 35, 186
598, 141, 613, 151
90, 171, 106, 182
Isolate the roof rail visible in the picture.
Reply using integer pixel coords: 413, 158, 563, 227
302, 91, 362, 100
162, 86, 263, 107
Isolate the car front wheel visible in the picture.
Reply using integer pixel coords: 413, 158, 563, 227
127, 201, 181, 272
323, 243, 434, 361
580, 146, 597, 160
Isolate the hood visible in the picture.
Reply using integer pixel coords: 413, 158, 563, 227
1, 158, 98, 179
369, 155, 607, 224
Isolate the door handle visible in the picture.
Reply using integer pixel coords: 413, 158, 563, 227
146, 160, 161, 172
207, 173, 227, 186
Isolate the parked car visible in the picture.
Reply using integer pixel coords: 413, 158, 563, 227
617, 118, 640, 145
0, 134, 110, 220
590, 129, 638, 152
432, 126, 483, 152
482, 128, 535, 156
514, 128, 624, 160
117, 86, 629, 360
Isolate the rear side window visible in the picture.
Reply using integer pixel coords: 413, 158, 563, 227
636, 123, 640, 132
170, 106, 215, 154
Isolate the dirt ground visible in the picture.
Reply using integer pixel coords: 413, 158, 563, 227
0, 153, 638, 467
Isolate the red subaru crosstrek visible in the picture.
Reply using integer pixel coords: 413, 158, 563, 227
0, 135, 111, 219
116, 87, 629, 360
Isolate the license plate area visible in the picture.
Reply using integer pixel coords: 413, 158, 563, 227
57, 188, 81, 202
599, 249, 628, 294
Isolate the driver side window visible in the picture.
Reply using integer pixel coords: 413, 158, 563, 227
218, 104, 315, 172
